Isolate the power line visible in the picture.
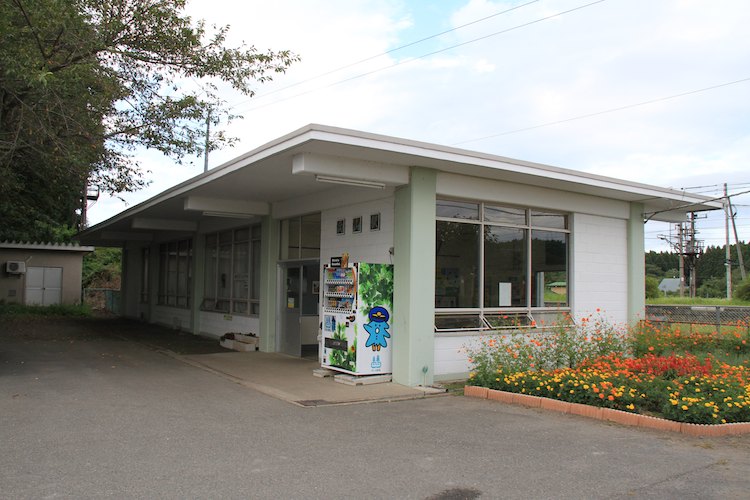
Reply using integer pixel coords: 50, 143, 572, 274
453, 77, 750, 145
232, 0, 608, 115
228, 0, 541, 109
644, 188, 750, 222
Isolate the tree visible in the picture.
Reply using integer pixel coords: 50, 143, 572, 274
0, 0, 298, 241
645, 276, 660, 299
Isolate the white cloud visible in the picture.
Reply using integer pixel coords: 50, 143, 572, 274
88, 0, 750, 251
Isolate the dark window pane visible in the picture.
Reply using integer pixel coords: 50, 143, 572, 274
300, 213, 321, 259
435, 314, 484, 331
485, 205, 526, 225
531, 230, 568, 307
531, 210, 567, 229
234, 227, 250, 242
435, 221, 480, 308
436, 200, 479, 220
484, 313, 532, 329
484, 226, 527, 307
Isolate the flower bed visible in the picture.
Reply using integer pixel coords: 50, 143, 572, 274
466, 313, 750, 426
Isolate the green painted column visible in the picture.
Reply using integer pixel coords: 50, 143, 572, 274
191, 233, 205, 335
627, 202, 646, 324
393, 166, 437, 386
259, 216, 279, 352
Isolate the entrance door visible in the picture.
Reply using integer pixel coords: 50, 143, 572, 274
25, 267, 63, 306
280, 265, 302, 356
279, 262, 321, 357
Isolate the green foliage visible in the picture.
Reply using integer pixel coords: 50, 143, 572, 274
645, 276, 660, 299
466, 312, 630, 387
357, 263, 393, 315
82, 247, 121, 287
0, 0, 298, 241
328, 323, 357, 372
0, 303, 91, 317
735, 277, 750, 301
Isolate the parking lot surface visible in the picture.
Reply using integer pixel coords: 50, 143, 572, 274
2, 317, 749, 499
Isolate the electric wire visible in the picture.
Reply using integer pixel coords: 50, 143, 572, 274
228, 0, 541, 109
231, 0, 608, 115
453, 77, 750, 145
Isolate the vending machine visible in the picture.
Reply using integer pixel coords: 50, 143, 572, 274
321, 262, 393, 375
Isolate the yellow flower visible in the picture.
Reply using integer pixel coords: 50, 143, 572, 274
681, 405, 688, 410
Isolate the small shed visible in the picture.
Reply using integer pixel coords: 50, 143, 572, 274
658, 278, 681, 294
0, 242, 94, 306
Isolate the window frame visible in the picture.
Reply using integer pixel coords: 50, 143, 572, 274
157, 238, 192, 309
203, 225, 262, 316
435, 199, 570, 332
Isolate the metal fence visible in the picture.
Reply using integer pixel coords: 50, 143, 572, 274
83, 288, 121, 314
645, 305, 750, 331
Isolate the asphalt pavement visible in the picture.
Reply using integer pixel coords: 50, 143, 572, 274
2, 317, 749, 499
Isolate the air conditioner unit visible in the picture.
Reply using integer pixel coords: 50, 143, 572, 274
6, 261, 26, 274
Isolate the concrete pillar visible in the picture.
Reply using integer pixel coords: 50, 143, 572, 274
259, 216, 280, 352
627, 202, 645, 323
393, 167, 437, 386
191, 233, 205, 335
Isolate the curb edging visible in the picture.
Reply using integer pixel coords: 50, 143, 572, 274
464, 386, 750, 437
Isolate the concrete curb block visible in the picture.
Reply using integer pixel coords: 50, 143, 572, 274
464, 386, 750, 437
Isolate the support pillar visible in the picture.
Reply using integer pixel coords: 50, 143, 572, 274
191, 233, 205, 335
627, 202, 645, 323
393, 167, 437, 386
259, 216, 279, 352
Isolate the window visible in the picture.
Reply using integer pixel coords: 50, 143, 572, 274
352, 216, 362, 234
370, 213, 380, 231
435, 200, 569, 331
204, 226, 261, 315
158, 238, 192, 308
280, 213, 321, 260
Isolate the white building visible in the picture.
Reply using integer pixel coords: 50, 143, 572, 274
77, 125, 720, 386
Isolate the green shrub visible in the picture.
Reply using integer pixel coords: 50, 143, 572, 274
735, 277, 750, 301
0, 303, 91, 317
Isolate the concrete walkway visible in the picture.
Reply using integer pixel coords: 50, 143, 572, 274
178, 350, 442, 406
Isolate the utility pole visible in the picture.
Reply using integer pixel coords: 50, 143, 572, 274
724, 183, 732, 298
203, 108, 211, 173
727, 192, 747, 281
677, 223, 685, 297
688, 213, 699, 298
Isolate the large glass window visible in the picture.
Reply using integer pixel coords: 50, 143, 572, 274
435, 200, 569, 331
158, 238, 192, 308
436, 221, 479, 308
280, 213, 321, 260
204, 226, 261, 315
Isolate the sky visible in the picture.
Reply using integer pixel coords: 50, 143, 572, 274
88, 0, 750, 253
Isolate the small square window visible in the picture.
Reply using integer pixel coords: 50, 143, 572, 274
370, 213, 380, 231
352, 216, 362, 234
336, 218, 345, 235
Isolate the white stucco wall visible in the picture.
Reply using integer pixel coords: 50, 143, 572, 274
571, 213, 628, 324
199, 311, 260, 339
151, 305, 192, 331
434, 334, 473, 378
320, 195, 395, 266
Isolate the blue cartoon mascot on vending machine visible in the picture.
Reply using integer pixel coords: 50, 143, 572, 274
364, 306, 391, 351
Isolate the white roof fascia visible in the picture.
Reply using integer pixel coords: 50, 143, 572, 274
302, 125, 721, 208
0, 241, 95, 252
80, 124, 722, 236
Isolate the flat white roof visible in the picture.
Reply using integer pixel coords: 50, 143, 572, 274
78, 124, 722, 245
